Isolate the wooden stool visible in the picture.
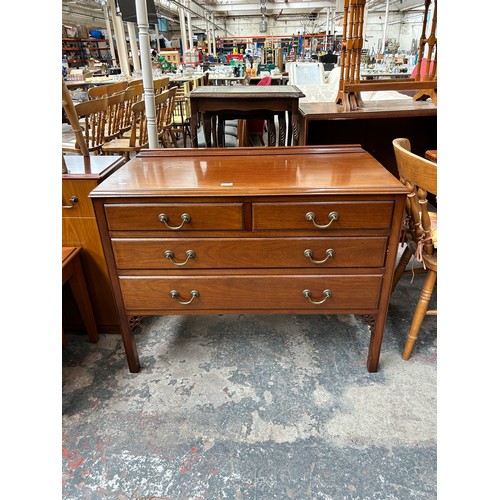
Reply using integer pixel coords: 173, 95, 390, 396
62, 247, 99, 347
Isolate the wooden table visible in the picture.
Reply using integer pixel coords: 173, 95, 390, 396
299, 98, 437, 178
90, 145, 406, 374
188, 85, 305, 147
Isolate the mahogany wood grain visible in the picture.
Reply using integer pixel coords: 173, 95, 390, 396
111, 236, 389, 270
90, 146, 407, 373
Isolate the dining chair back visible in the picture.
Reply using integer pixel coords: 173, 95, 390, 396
391, 137, 437, 360
171, 81, 193, 147
155, 87, 177, 147
101, 98, 148, 161
88, 80, 127, 99
62, 95, 109, 155
119, 84, 143, 136
153, 76, 170, 95
104, 90, 126, 142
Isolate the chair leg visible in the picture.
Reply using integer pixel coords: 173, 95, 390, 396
391, 245, 413, 293
402, 268, 437, 360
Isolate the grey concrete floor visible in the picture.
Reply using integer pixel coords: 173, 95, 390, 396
62, 270, 437, 500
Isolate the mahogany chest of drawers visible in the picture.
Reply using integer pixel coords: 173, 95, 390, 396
90, 146, 406, 373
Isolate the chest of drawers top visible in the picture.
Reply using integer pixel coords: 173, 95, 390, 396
89, 146, 407, 200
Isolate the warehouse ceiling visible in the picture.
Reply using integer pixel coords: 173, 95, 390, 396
62, 0, 429, 33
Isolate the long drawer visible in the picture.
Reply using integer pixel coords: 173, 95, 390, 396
119, 274, 383, 312
111, 236, 388, 269
105, 203, 244, 231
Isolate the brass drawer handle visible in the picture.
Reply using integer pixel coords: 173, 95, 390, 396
62, 196, 79, 209
304, 248, 335, 264
303, 289, 332, 305
164, 249, 196, 266
158, 212, 191, 230
305, 211, 339, 229
170, 289, 200, 305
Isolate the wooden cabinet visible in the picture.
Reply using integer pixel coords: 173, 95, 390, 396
90, 146, 407, 373
62, 156, 125, 333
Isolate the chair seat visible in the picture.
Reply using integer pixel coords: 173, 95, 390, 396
102, 138, 145, 153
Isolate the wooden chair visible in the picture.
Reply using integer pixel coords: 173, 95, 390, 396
88, 80, 127, 99
119, 84, 143, 137
153, 76, 170, 95
155, 87, 178, 147
103, 90, 126, 142
127, 79, 143, 89
171, 81, 193, 147
62, 96, 109, 155
62, 247, 98, 347
391, 138, 437, 360
101, 98, 148, 161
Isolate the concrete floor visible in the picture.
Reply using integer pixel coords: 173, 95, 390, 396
62, 270, 437, 499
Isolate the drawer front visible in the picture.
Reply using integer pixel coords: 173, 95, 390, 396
253, 201, 394, 230
62, 179, 98, 218
119, 274, 383, 312
112, 236, 388, 269
105, 203, 244, 231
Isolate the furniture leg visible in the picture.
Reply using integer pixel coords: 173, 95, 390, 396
67, 252, 99, 343
267, 117, 277, 146
391, 245, 413, 293
402, 268, 437, 360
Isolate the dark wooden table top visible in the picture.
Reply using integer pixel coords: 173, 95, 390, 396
188, 85, 305, 100
299, 98, 437, 120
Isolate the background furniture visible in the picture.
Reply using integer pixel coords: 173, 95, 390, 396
62, 96, 109, 155
90, 145, 407, 374
188, 85, 305, 147
62, 156, 125, 334
62, 247, 99, 347
391, 138, 437, 360
298, 98, 437, 179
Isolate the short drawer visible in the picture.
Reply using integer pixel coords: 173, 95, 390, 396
253, 201, 394, 230
111, 236, 388, 269
119, 274, 383, 312
104, 203, 244, 231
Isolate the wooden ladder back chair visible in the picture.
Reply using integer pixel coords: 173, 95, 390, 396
153, 76, 170, 95
62, 95, 109, 155
119, 84, 143, 137
391, 138, 437, 360
171, 81, 193, 147
104, 90, 126, 142
101, 98, 148, 161
88, 80, 127, 99
127, 79, 143, 89
155, 87, 178, 147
